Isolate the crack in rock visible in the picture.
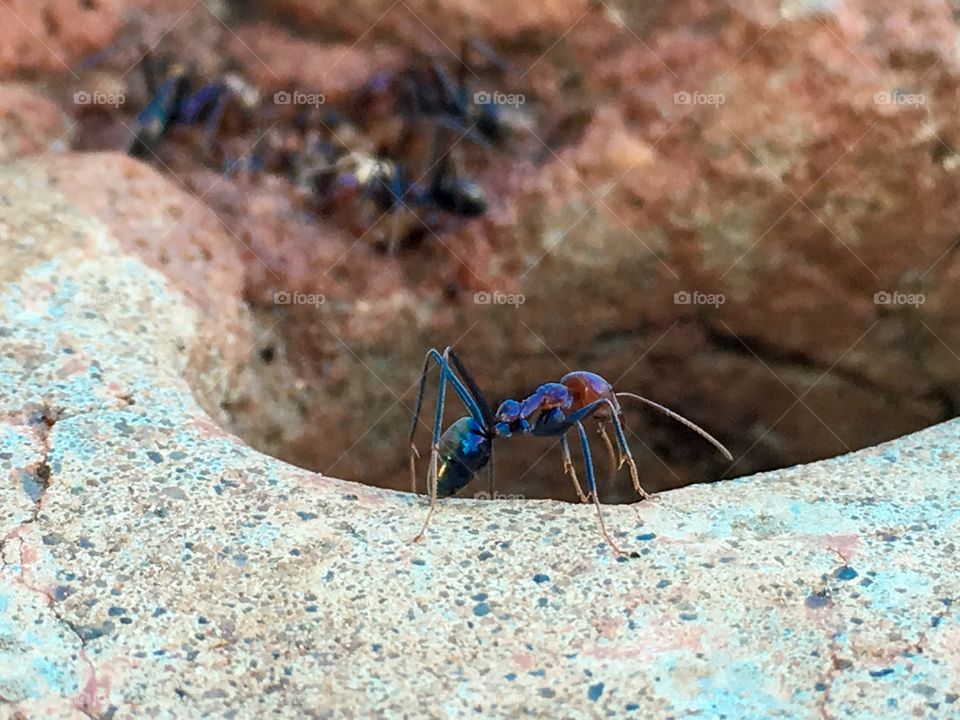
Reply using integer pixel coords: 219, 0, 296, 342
0, 404, 110, 720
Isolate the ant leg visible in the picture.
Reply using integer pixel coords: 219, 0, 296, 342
560, 435, 588, 502
411, 347, 484, 541
575, 421, 625, 556
538, 398, 654, 502
141, 45, 159, 96
201, 88, 232, 155
605, 409, 654, 501
407, 351, 434, 494
597, 424, 620, 490
487, 445, 495, 498
408, 347, 483, 496
412, 351, 450, 543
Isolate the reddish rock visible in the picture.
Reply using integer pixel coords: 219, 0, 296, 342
265, 0, 593, 44
228, 25, 404, 106
0, 0, 122, 77
0, 83, 72, 162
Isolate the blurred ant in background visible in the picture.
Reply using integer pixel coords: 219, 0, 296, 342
299, 114, 487, 252
355, 38, 512, 152
115, 34, 522, 253
128, 48, 260, 161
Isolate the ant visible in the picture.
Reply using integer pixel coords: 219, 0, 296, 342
357, 38, 511, 152
408, 348, 732, 556
128, 50, 259, 159
304, 128, 486, 252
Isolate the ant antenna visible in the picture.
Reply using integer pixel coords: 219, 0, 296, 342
616, 392, 732, 461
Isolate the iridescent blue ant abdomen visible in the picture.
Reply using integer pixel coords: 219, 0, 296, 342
436, 417, 491, 497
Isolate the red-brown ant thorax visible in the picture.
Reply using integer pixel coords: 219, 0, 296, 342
561, 371, 619, 417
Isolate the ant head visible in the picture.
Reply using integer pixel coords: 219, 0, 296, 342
493, 399, 531, 438
494, 399, 522, 423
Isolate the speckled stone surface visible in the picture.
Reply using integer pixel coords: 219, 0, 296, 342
1, 163, 959, 719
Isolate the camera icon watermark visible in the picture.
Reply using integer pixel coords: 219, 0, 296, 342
473, 90, 525, 107
273, 290, 326, 307
273, 90, 326, 108
673, 90, 725, 107
474, 291, 525, 307
73, 90, 125, 107
874, 90, 925, 107
674, 290, 725, 307
874, 290, 924, 307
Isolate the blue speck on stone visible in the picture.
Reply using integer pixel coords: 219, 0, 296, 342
473, 602, 491, 617
372, 644, 382, 652
805, 593, 830, 609
636, 532, 656, 541
537, 598, 548, 608
472, 593, 488, 602
411, 559, 426, 566
533, 574, 550, 584
478, 551, 493, 561
505, 673, 516, 681
538, 688, 555, 698
626, 703, 639, 712
815, 682, 828, 692
656, 579, 670, 589
679, 613, 697, 621
107, 606, 125, 617
588, 682, 604, 702
305, 605, 318, 613
146, 451, 163, 463
835, 566, 858, 581
296, 511, 317, 521
870, 668, 894, 678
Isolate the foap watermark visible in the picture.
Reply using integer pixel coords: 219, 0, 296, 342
474, 291, 525, 307
673, 90, 725, 107
874, 90, 925, 107
274, 290, 326, 307
473, 490, 525, 500
874, 290, 924, 307
273, 90, 326, 108
74, 90, 125, 108
75, 291, 125, 307
674, 290, 725, 307
473, 90, 525, 108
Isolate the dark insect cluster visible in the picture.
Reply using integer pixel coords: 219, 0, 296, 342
114, 37, 522, 253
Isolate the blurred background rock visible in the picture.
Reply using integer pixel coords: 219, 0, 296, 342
3, 0, 958, 501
